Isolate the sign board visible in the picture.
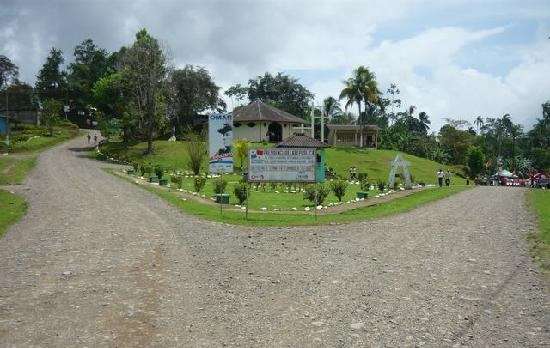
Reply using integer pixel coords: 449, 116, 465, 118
248, 148, 316, 182
208, 113, 234, 173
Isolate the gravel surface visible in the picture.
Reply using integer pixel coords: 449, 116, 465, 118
0, 136, 548, 347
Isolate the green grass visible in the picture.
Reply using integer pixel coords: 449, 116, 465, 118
0, 125, 79, 185
113, 168, 468, 227
0, 156, 36, 185
528, 189, 550, 271
168, 174, 378, 210
0, 190, 26, 237
101, 140, 466, 185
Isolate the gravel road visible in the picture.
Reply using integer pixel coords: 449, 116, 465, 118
0, 136, 548, 347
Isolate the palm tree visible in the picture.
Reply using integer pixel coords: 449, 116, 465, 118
323, 96, 341, 119
339, 66, 380, 146
474, 116, 484, 134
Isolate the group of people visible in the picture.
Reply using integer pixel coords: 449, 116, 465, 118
437, 169, 452, 187
86, 132, 99, 145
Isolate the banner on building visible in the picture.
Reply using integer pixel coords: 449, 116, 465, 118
208, 113, 234, 173
248, 148, 316, 182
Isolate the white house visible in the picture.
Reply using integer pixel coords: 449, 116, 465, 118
232, 100, 305, 142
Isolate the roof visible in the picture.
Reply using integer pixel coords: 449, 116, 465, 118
233, 100, 305, 124
276, 134, 328, 148
326, 124, 380, 131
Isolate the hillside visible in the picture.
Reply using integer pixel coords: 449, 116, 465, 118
100, 141, 465, 185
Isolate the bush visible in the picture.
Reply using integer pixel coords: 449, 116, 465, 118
140, 163, 151, 176
213, 176, 227, 194
303, 184, 329, 205
234, 182, 248, 204
360, 179, 370, 191
154, 165, 164, 179
95, 151, 107, 161
170, 174, 183, 188
185, 131, 206, 175
377, 181, 386, 191
194, 176, 206, 192
132, 162, 141, 173
358, 172, 368, 181
330, 180, 348, 202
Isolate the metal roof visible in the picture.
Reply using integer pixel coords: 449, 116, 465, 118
276, 134, 328, 148
233, 100, 305, 124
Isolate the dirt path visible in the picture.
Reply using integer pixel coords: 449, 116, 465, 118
0, 136, 547, 347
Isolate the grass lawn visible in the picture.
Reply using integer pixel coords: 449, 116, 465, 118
167, 173, 379, 210
114, 169, 468, 227
528, 189, 550, 271
0, 190, 26, 238
101, 140, 467, 185
0, 124, 79, 185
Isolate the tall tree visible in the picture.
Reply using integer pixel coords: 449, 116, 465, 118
35, 48, 67, 103
246, 72, 313, 117
322, 96, 341, 120
0, 55, 19, 89
67, 39, 111, 110
169, 65, 222, 134
340, 66, 380, 146
120, 29, 168, 154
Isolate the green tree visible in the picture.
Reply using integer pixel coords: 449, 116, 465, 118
246, 72, 313, 117
233, 139, 249, 171
67, 39, 111, 111
323, 96, 341, 119
169, 65, 222, 134
41, 99, 62, 136
120, 29, 168, 154
35, 48, 67, 103
0, 55, 19, 89
466, 146, 485, 179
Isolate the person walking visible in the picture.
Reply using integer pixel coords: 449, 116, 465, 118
87, 133, 91, 143
93, 133, 98, 144
437, 169, 444, 187
445, 170, 451, 186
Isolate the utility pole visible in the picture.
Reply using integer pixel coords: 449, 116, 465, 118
310, 102, 315, 139
320, 106, 325, 143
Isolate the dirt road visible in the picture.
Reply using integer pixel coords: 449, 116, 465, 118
0, 136, 547, 347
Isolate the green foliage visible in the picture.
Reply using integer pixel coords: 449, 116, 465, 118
154, 164, 164, 179
303, 184, 330, 205
185, 131, 206, 175
132, 162, 140, 173
0, 55, 19, 88
357, 172, 368, 181
245, 72, 313, 117
170, 174, 183, 188
142, 163, 153, 175
41, 99, 63, 136
234, 139, 249, 170
0, 190, 26, 237
466, 146, 485, 179
377, 181, 386, 191
35, 47, 67, 102
169, 65, 223, 134
193, 176, 206, 192
360, 179, 370, 191
330, 180, 348, 202
233, 181, 248, 204
213, 176, 228, 195
98, 117, 121, 140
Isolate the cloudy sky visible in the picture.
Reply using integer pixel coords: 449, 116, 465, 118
1, 0, 549, 130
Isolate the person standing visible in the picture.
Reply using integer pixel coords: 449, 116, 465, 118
437, 169, 444, 187
93, 133, 98, 144
87, 133, 91, 143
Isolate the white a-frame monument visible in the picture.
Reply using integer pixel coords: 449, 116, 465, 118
388, 154, 412, 189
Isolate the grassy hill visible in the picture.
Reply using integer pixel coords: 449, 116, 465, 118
101, 140, 466, 185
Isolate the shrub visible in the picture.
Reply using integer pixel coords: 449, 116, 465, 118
330, 180, 348, 202
303, 184, 329, 205
95, 151, 107, 161
185, 131, 206, 175
194, 176, 206, 192
154, 165, 164, 179
357, 172, 368, 181
360, 179, 370, 191
132, 162, 141, 173
141, 163, 152, 176
170, 174, 183, 188
234, 181, 248, 204
377, 181, 386, 191
213, 176, 227, 194
233, 139, 249, 170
